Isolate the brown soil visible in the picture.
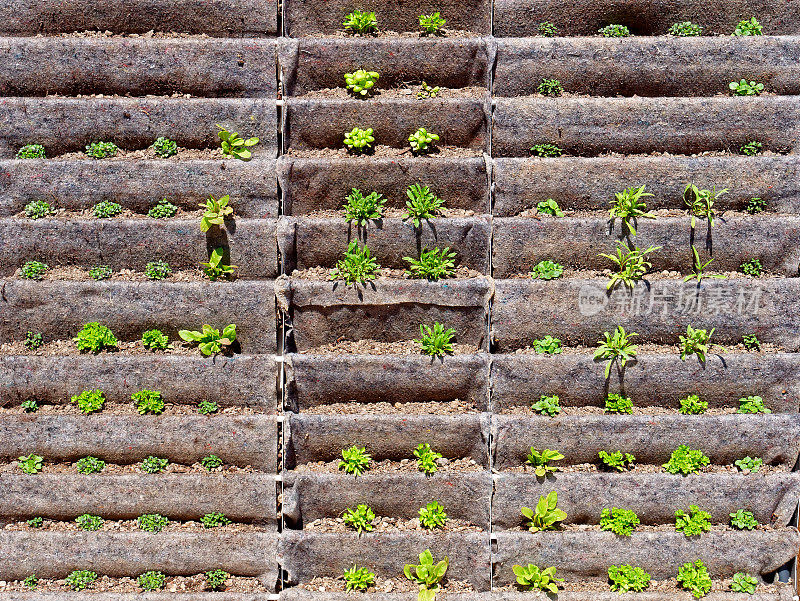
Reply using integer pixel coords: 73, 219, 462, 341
0, 402, 258, 416
13, 265, 210, 283
0, 338, 220, 357
0, 574, 265, 593
15, 207, 202, 220
298, 86, 487, 100
300, 339, 478, 356
52, 147, 225, 161
303, 515, 481, 533
2, 519, 268, 533
302, 400, 479, 416
497, 579, 787, 594
299, 576, 473, 594
503, 463, 788, 475
304, 207, 479, 219
291, 266, 482, 280
0, 460, 256, 475
49, 30, 212, 39
293, 457, 483, 475
286, 144, 482, 159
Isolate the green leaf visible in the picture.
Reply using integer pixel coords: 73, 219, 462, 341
178, 330, 202, 342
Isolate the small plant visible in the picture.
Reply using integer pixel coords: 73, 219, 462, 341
675, 505, 711, 536
201, 247, 238, 281
75, 513, 104, 531
148, 198, 178, 218
531, 394, 561, 417
21, 399, 39, 413
538, 21, 558, 36
140, 455, 169, 474
76, 456, 106, 474
605, 393, 633, 414
731, 572, 758, 593
599, 242, 660, 290
27, 517, 43, 528
66, 570, 98, 591
198, 400, 219, 415
344, 127, 375, 153
339, 445, 371, 476
419, 501, 448, 530
663, 445, 710, 475
344, 189, 386, 225
608, 565, 651, 592
23, 575, 38, 590
677, 560, 712, 598
142, 329, 170, 350
599, 450, 635, 471
532, 335, 562, 355
409, 127, 439, 154
679, 325, 717, 362
414, 443, 443, 475
742, 333, 761, 350
132, 389, 165, 415
525, 448, 564, 476
201, 511, 231, 528
137, 513, 169, 533
404, 549, 448, 593
684, 184, 726, 227
21, 260, 48, 280
17, 144, 46, 159
730, 509, 758, 530
178, 324, 237, 356
205, 569, 230, 591
599, 24, 631, 37
403, 184, 445, 226
669, 21, 702, 36
145, 259, 172, 280
530, 260, 564, 280
18, 453, 43, 474
608, 184, 656, 235
25, 200, 52, 219
538, 78, 563, 97
343, 565, 375, 591
734, 17, 762, 36
201, 454, 223, 470
521, 491, 567, 532
729, 79, 764, 96
24, 331, 44, 350
530, 143, 562, 157
404, 247, 456, 281
85, 141, 119, 159
739, 140, 763, 156
343, 504, 375, 532
217, 125, 259, 161
594, 326, 638, 378
679, 394, 708, 415
735, 456, 763, 473
330, 241, 380, 285
600, 507, 640, 536
343, 10, 377, 34
684, 245, 725, 284
419, 12, 446, 35
345, 69, 380, 97
417, 82, 440, 98
151, 137, 178, 158
536, 198, 564, 216
746, 197, 766, 214
740, 258, 762, 276
92, 200, 122, 218
71, 389, 106, 414
89, 265, 112, 281
199, 195, 233, 232
138, 570, 166, 591
737, 395, 771, 414
512, 564, 562, 593
416, 322, 456, 357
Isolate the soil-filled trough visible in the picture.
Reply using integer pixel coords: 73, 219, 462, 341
281, 592, 793, 601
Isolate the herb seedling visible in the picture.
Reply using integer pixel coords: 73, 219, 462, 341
345, 69, 380, 97
525, 448, 564, 476
532, 335, 562, 355
600, 507, 640, 536
76, 456, 106, 474
513, 565, 562, 593
679, 325, 717, 362
731, 573, 757, 593
677, 560, 712, 598
74, 322, 117, 353
538, 22, 558, 36
669, 21, 702, 36
145, 259, 172, 280
419, 12, 446, 35
419, 502, 448, 530
142, 329, 170, 350
217, 126, 258, 161
140, 455, 169, 474
27, 517, 43, 528
414, 443, 443, 475
605, 393, 633, 414
201, 247, 237, 280
679, 394, 708, 415
532, 394, 561, 416
599, 242, 661, 290
85, 141, 119, 159
344, 566, 375, 591
538, 79, 563, 96
416, 322, 456, 357
24, 331, 44, 350
23, 575, 38, 590
594, 326, 638, 378
737, 395, 771, 414
200, 195, 233, 232
599, 450, 635, 471
17, 144, 46, 159
409, 128, 439, 154
608, 565, 651, 592
740, 141, 763, 156
684, 245, 725, 283
339, 445, 371, 476
521, 491, 567, 532
730, 509, 758, 530
148, 198, 177, 219
536, 199, 563, 216
684, 184, 726, 227
404, 549, 448, 593
88, 265, 112, 281
343, 504, 375, 532
25, 200, 52, 219
132, 389, 164, 415
404, 247, 456, 281
21, 260, 48, 280
151, 137, 177, 158
66, 570, 98, 591
742, 333, 761, 350
93, 200, 123, 218
417, 82, 440, 98
530, 260, 564, 280
76, 513, 104, 531
21, 399, 39, 412
746, 197, 766, 214
675, 505, 711, 536
201, 511, 231, 528
735, 456, 762, 472
138, 513, 169, 533
343, 189, 386, 224
205, 569, 230, 591
138, 571, 166, 591
201, 455, 223, 470
344, 127, 375, 153
740, 258, 762, 276
404, 184, 445, 226
734, 17, 762, 36
599, 24, 631, 37
729, 79, 764, 96
198, 400, 219, 415
343, 10, 377, 34
71, 389, 105, 414
18, 453, 43, 474
663, 445, 710, 475
178, 324, 237, 356
330, 241, 380, 285
608, 184, 656, 235
530, 143, 563, 157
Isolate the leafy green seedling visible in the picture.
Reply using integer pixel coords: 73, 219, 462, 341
675, 505, 711, 536
734, 17, 762, 36
330, 241, 380, 285
525, 448, 564, 477
417, 82, 440, 98
677, 560, 712, 598
145, 259, 172, 280
513, 564, 562, 593
740, 258, 762, 276
404, 184, 445, 226
217, 125, 258, 160
414, 443, 443, 475
669, 21, 702, 36
85, 141, 119, 159
138, 571, 166, 591
339, 445, 371, 476
132, 389, 164, 415
23, 575, 38, 590
27, 517, 43, 528
532, 335, 562, 355
663, 445, 710, 475
409, 127, 439, 154
729, 79, 764, 96
419, 12, 446, 35
17, 144, 46, 159
75, 513, 103, 531
21, 260, 48, 280
343, 10, 377, 34
205, 569, 230, 591
345, 69, 379, 97
521, 491, 567, 532
600, 507, 640, 536
605, 393, 633, 414
404, 247, 456, 281
71, 389, 105, 414
199, 195, 232, 232
599, 24, 631, 37
536, 199, 564, 216
198, 400, 219, 415
730, 509, 758, 530
142, 329, 170, 350
76, 456, 106, 474
594, 326, 638, 378
66, 570, 98, 591
201, 511, 231, 528
599, 450, 635, 471
600, 242, 660, 290
343, 189, 386, 225
404, 549, 448, 593
684, 184, 727, 227
419, 502, 448, 530
343, 504, 375, 532
608, 565, 651, 592
737, 395, 771, 414
148, 198, 178, 219
679, 394, 708, 415
178, 324, 237, 356
151, 137, 178, 158
89, 265, 112, 281
530, 260, 564, 280
21, 399, 39, 413
608, 184, 656, 235
344, 127, 375, 153
201, 247, 237, 281
416, 322, 456, 357
742, 334, 761, 350
735, 456, 762, 473
201, 455, 223, 471
538, 22, 558, 36
740, 141, 763, 156
138, 513, 169, 533
679, 325, 717, 362
344, 565, 375, 591
24, 331, 44, 350
140, 455, 169, 474
538, 79, 563, 96
532, 394, 561, 417
530, 143, 562, 157
684, 245, 725, 283
731, 572, 758, 593
25, 200, 52, 219
18, 453, 43, 474
746, 197, 766, 214
93, 200, 122, 218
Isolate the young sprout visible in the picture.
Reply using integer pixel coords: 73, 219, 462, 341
343, 504, 375, 532
416, 322, 456, 357
132, 389, 165, 415
521, 491, 567, 531
608, 184, 656, 236
89, 265, 112, 281
404, 549, 448, 593
151, 137, 178, 158
71, 389, 105, 414
18, 453, 44, 474
199, 195, 233, 232
343, 565, 375, 591
198, 400, 220, 415
734, 456, 762, 473
344, 69, 380, 97
417, 82, 440, 98
594, 326, 638, 378
408, 127, 439, 154
598, 450, 635, 471
140, 455, 169, 474
668, 21, 702, 36
663, 445, 709, 475
739, 140, 763, 156
85, 141, 119, 159
684, 184, 727, 227
22, 399, 39, 413
733, 17, 762, 36
419, 501, 448, 529
737, 395, 771, 414
338, 445, 371, 476
205, 569, 230, 591
344, 127, 375, 154
200, 511, 231, 528
513, 564, 562, 593
746, 197, 766, 214
201, 247, 237, 281
148, 198, 178, 219
530, 260, 563, 280
731, 573, 758, 594
605, 393, 633, 414
674, 505, 711, 536
599, 242, 661, 290
730, 509, 758, 530
93, 200, 122, 218
608, 565, 651, 593
66, 570, 98, 591
138, 571, 166, 591
145, 260, 172, 280
740, 258, 762, 276
742, 333, 761, 350
538, 21, 558, 36
419, 12, 446, 35
525, 448, 564, 476
599, 24, 631, 37
600, 507, 640, 535
201, 454, 223, 470
17, 144, 46, 159
729, 79, 764, 96
531, 394, 561, 416
536, 199, 563, 216
343, 189, 386, 225
216, 125, 259, 161
537, 79, 563, 97
677, 561, 712, 598
530, 143, 563, 157
343, 10, 377, 34
404, 247, 456, 281
20, 260, 48, 280
330, 241, 380, 285
74, 322, 118, 353
679, 325, 718, 362
403, 184, 445, 226
679, 394, 708, 415
24, 200, 52, 219
178, 324, 237, 356
413, 443, 443, 475
532, 335, 562, 355
684, 245, 725, 283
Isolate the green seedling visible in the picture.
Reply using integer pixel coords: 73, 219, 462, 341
404, 247, 456, 280
536, 198, 564, 216
605, 393, 633, 414
663, 445, 710, 475
729, 79, 764, 96
419, 501, 448, 530
198, 400, 219, 415
684, 184, 726, 227
178, 324, 237, 356
76, 456, 106, 474
600, 507, 640, 536
731, 572, 758, 593
740, 140, 763, 156
71, 389, 105, 414
521, 491, 567, 532
530, 143, 562, 157
23, 575, 38, 590
140, 455, 169, 474
404, 549, 448, 594
599, 24, 631, 37
345, 69, 380, 97
138, 571, 166, 591
538, 21, 558, 36
148, 198, 178, 218
24, 200, 52, 219
413, 443, 443, 475
608, 184, 656, 235
746, 197, 766, 214
24, 331, 44, 350
675, 505, 711, 536
679, 325, 718, 362
344, 127, 375, 153
530, 260, 564, 280
525, 448, 564, 477
742, 333, 761, 350
205, 569, 230, 591
21, 260, 48, 280
594, 326, 638, 378
734, 17, 762, 35
142, 329, 170, 350
417, 82, 440, 98
85, 141, 119, 159
27, 517, 44, 528
532, 394, 561, 417
339, 445, 371, 476
740, 258, 762, 276
92, 200, 122, 218
532, 335, 562, 355
138, 513, 169, 533
21, 399, 39, 413
66, 570, 98, 591
669, 21, 702, 36
201, 247, 237, 280
513, 564, 562, 593
89, 265, 112, 280
403, 183, 445, 226
201, 455, 223, 470
343, 504, 375, 533
679, 394, 708, 415
145, 259, 172, 280
151, 137, 178, 158
17, 144, 46, 159
737, 395, 771, 414
330, 241, 379, 285
18, 453, 43, 474
409, 127, 439, 154
199, 195, 233, 232
730, 509, 758, 530
343, 565, 375, 591
343, 189, 386, 224
201, 511, 231, 528
599, 450, 635, 471
419, 12, 446, 35
343, 10, 377, 34
684, 245, 725, 283
599, 242, 661, 290
75, 513, 103, 531
132, 389, 164, 415
538, 79, 563, 96
416, 322, 456, 357
677, 560, 712, 598
608, 565, 651, 592
735, 456, 762, 473
217, 125, 258, 160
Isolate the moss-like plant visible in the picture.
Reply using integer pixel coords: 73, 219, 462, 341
151, 137, 178, 158
85, 141, 119, 159
17, 144, 46, 159
24, 200, 52, 219
21, 260, 48, 280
